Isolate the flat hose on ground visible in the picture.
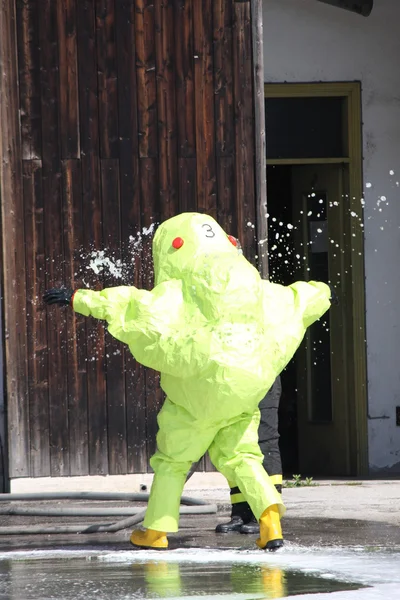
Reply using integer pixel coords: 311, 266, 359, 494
0, 492, 207, 504
0, 492, 216, 535
0, 505, 217, 518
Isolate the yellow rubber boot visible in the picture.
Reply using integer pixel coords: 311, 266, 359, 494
256, 504, 284, 552
130, 528, 168, 550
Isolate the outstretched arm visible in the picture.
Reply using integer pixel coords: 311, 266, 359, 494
71, 286, 148, 322
44, 281, 199, 377
43, 285, 151, 324
262, 279, 333, 330
287, 280, 333, 328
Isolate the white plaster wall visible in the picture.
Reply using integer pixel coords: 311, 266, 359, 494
262, 0, 400, 473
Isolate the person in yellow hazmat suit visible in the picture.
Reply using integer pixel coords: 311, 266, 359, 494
43, 212, 334, 552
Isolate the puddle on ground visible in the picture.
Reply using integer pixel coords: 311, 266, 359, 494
0, 554, 365, 599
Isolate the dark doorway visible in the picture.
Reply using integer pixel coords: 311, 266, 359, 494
267, 163, 352, 476
267, 165, 299, 475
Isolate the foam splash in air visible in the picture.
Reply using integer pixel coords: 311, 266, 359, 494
77, 221, 158, 284
88, 251, 124, 278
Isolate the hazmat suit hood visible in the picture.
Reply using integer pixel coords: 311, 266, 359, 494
153, 212, 242, 283
152, 212, 262, 321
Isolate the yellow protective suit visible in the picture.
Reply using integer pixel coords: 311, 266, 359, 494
72, 212, 331, 532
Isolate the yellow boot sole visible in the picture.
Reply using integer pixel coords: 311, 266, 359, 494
130, 528, 168, 550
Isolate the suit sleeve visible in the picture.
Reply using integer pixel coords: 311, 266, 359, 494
262, 279, 332, 330
287, 281, 332, 328
72, 283, 199, 377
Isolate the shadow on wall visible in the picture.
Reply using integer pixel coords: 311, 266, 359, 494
369, 462, 400, 476
316, 0, 373, 17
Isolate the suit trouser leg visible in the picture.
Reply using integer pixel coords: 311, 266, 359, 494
143, 399, 216, 532
226, 377, 283, 521
209, 411, 285, 521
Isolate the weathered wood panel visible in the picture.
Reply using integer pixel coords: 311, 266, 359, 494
116, 0, 139, 161
77, 0, 99, 155
178, 158, 197, 212
81, 154, 108, 475
140, 158, 164, 466
155, 0, 178, 220
1, 0, 30, 478
214, 0, 235, 157
101, 159, 128, 475
233, 1, 256, 262
193, 0, 217, 217
175, 0, 196, 158
39, 0, 70, 476
16, 0, 42, 160
23, 160, 49, 477
217, 156, 236, 234
135, 0, 158, 158
57, 0, 80, 159
119, 154, 148, 474
96, 0, 119, 159
3, 0, 260, 478
62, 159, 89, 476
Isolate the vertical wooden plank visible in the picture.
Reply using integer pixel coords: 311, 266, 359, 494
116, 0, 138, 162
62, 159, 89, 476
193, 0, 217, 217
178, 158, 197, 212
213, 0, 234, 157
126, 354, 148, 473
118, 154, 148, 472
16, 0, 42, 160
57, 0, 80, 159
115, 1, 147, 473
250, 0, 268, 278
140, 159, 159, 290
39, 0, 70, 476
0, 0, 30, 478
96, 0, 118, 159
120, 156, 148, 474
81, 154, 108, 475
135, 0, 158, 157
175, 1, 196, 212
23, 161, 50, 477
77, 0, 99, 156
217, 156, 236, 234
233, 1, 256, 263
155, 0, 178, 219
77, 0, 108, 474
140, 158, 163, 466
39, 0, 61, 171
100, 159, 128, 475
175, 0, 196, 158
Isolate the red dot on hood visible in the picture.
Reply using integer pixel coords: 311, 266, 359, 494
172, 237, 184, 249
227, 235, 237, 247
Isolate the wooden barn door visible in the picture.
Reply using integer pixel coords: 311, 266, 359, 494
1, 0, 259, 479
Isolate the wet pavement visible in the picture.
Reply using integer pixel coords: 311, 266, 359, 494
0, 549, 366, 599
0, 508, 399, 599
1, 481, 400, 599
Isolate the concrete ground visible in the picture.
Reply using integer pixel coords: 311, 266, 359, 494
0, 476, 399, 551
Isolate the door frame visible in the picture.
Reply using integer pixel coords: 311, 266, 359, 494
264, 82, 368, 475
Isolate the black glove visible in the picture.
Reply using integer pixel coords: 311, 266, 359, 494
328, 283, 339, 306
43, 288, 74, 306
